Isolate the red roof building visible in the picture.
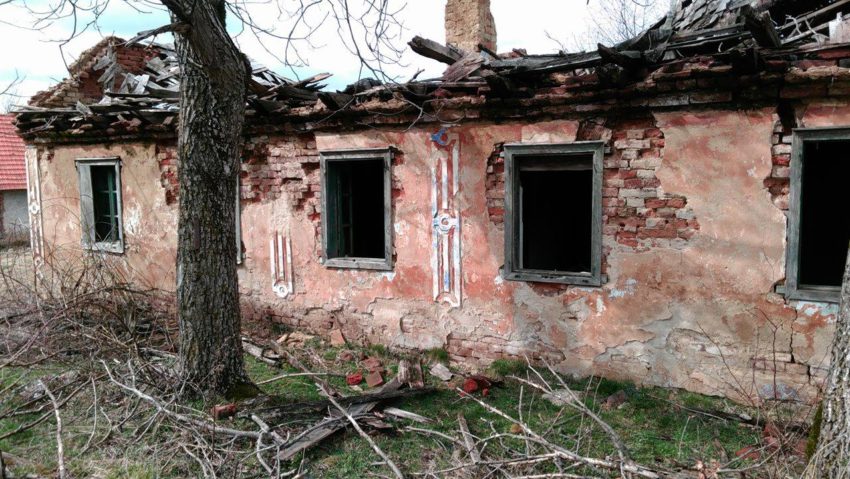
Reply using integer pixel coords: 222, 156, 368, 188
0, 114, 26, 191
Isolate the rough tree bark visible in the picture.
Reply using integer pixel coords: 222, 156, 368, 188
813, 245, 850, 477
165, 0, 252, 396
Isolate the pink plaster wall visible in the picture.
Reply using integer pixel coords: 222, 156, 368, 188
34, 111, 841, 403
37, 143, 177, 291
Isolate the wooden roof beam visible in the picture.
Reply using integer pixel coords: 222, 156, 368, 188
409, 36, 465, 65
741, 5, 782, 48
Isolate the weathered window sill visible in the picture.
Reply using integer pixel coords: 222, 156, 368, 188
324, 257, 393, 271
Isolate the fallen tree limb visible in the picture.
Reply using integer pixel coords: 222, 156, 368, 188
242, 339, 277, 366
39, 380, 65, 479
257, 372, 339, 386
456, 388, 666, 479
0, 379, 89, 442
102, 361, 262, 440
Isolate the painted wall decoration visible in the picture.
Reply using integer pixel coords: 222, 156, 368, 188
430, 128, 462, 307
270, 231, 293, 298
25, 147, 44, 271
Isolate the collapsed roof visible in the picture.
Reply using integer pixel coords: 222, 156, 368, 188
14, 0, 850, 139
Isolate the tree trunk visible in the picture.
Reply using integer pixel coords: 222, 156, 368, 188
813, 245, 850, 477
170, 1, 251, 397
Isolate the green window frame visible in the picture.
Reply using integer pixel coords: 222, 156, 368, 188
76, 158, 124, 254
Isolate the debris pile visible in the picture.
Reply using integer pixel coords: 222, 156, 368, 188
239, 337, 435, 461
14, 1, 850, 139
14, 41, 330, 136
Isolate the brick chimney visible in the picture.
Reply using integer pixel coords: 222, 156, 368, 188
445, 0, 497, 53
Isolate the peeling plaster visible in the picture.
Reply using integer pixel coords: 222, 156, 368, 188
124, 203, 142, 236
33, 114, 840, 404
795, 301, 840, 321
609, 278, 638, 298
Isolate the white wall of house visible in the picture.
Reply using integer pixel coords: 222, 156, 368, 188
2, 190, 29, 239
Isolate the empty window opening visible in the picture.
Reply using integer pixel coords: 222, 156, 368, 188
798, 140, 850, 288
321, 148, 393, 271
90, 165, 120, 243
519, 158, 593, 272
327, 159, 385, 258
503, 142, 603, 286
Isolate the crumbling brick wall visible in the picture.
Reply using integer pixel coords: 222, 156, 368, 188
156, 143, 178, 205
765, 119, 792, 210
603, 119, 699, 251
241, 134, 320, 210
485, 116, 700, 278
31, 41, 157, 108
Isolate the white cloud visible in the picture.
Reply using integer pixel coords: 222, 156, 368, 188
0, 0, 622, 102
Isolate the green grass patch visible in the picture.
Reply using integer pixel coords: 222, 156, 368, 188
240, 351, 761, 477
0, 347, 767, 479
488, 358, 528, 377
424, 347, 450, 364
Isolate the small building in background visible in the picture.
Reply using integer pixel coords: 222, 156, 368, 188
0, 114, 29, 243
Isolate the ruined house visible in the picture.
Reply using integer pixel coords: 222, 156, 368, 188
13, 0, 850, 403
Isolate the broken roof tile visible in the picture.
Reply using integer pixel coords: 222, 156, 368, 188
13, 0, 850, 139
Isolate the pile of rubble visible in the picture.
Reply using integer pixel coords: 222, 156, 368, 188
14, 41, 332, 136
13, 0, 850, 138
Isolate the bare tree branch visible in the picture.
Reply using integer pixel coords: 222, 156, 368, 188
39, 380, 66, 479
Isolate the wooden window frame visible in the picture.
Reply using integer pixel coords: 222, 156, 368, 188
785, 127, 848, 303
503, 142, 605, 286
320, 148, 393, 271
76, 158, 124, 254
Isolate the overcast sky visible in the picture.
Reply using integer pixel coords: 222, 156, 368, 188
0, 1, 628, 107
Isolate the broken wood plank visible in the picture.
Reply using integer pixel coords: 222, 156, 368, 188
597, 44, 644, 70
292, 72, 332, 88
397, 359, 425, 389
383, 407, 431, 424
443, 52, 485, 82
741, 5, 782, 48
254, 385, 435, 419
75, 101, 93, 117
457, 413, 481, 470
241, 339, 277, 366
477, 43, 500, 60
409, 36, 465, 65
479, 70, 514, 97
779, 0, 850, 33
270, 85, 318, 102
277, 377, 407, 461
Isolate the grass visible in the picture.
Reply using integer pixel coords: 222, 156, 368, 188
0, 343, 767, 479
424, 347, 450, 364
488, 358, 528, 377
242, 349, 761, 477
